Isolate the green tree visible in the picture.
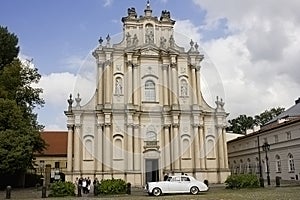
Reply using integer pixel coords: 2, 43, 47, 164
227, 107, 285, 134
0, 26, 45, 176
254, 107, 285, 126
0, 26, 19, 70
227, 115, 256, 134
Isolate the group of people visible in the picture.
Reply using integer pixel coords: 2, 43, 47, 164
75, 177, 95, 195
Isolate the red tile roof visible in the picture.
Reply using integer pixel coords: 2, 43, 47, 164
37, 131, 68, 156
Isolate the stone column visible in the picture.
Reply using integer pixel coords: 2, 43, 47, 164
133, 124, 141, 171
164, 125, 171, 170
103, 124, 111, 171
162, 64, 169, 106
171, 63, 178, 105
196, 66, 202, 106
199, 125, 205, 169
96, 124, 103, 172
127, 62, 133, 105
73, 125, 81, 172
193, 124, 200, 169
173, 124, 180, 170
191, 66, 197, 105
223, 128, 229, 168
127, 124, 133, 171
104, 59, 112, 104
133, 64, 138, 105
97, 61, 103, 105
217, 126, 225, 169
67, 125, 73, 178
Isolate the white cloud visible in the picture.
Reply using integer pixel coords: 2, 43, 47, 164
103, 0, 113, 7
189, 0, 300, 118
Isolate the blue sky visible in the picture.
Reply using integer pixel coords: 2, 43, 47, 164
1, 0, 300, 130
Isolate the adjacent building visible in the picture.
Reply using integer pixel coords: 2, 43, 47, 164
227, 98, 300, 181
64, 2, 230, 186
34, 131, 68, 182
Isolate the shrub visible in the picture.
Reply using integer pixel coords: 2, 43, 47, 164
225, 174, 259, 189
48, 181, 75, 197
95, 178, 127, 195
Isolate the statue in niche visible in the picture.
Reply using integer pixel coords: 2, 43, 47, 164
132, 34, 138, 45
115, 78, 122, 95
126, 32, 131, 46
181, 80, 188, 96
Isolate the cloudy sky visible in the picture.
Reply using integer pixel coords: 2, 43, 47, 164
1, 0, 299, 130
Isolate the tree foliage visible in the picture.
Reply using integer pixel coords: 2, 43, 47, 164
0, 26, 19, 70
254, 107, 285, 126
0, 26, 45, 175
227, 107, 285, 134
227, 115, 256, 134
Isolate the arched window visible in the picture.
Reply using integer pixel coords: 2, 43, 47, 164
288, 153, 295, 172
84, 139, 93, 160
240, 159, 244, 174
275, 155, 281, 173
206, 138, 215, 158
247, 158, 252, 173
255, 157, 260, 174
145, 80, 156, 101
182, 138, 191, 158
113, 138, 123, 160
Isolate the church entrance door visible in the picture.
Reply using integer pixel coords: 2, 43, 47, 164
145, 159, 159, 183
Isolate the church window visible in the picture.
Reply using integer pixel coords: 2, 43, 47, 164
275, 155, 281, 173
145, 80, 156, 101
84, 139, 93, 161
288, 153, 295, 172
113, 138, 123, 160
182, 138, 191, 159
206, 138, 215, 159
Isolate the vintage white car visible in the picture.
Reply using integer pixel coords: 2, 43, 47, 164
145, 175, 209, 196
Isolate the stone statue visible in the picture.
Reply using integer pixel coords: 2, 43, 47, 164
181, 81, 188, 96
126, 32, 131, 46
132, 34, 138, 46
169, 35, 175, 48
115, 78, 122, 95
160, 36, 166, 48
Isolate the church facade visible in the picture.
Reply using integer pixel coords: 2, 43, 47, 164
65, 3, 230, 186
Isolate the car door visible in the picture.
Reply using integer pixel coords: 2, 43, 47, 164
168, 177, 183, 193
180, 176, 191, 192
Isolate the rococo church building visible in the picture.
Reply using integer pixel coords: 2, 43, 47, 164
65, 2, 230, 186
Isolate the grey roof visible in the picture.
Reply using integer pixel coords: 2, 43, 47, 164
267, 98, 300, 124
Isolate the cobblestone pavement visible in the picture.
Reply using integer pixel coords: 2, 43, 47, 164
1, 182, 300, 200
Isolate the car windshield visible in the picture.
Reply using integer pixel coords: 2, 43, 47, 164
166, 177, 172, 181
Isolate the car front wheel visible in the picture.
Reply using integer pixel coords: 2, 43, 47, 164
152, 187, 162, 196
190, 186, 199, 195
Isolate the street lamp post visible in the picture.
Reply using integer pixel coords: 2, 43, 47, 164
257, 136, 264, 187
262, 142, 271, 186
